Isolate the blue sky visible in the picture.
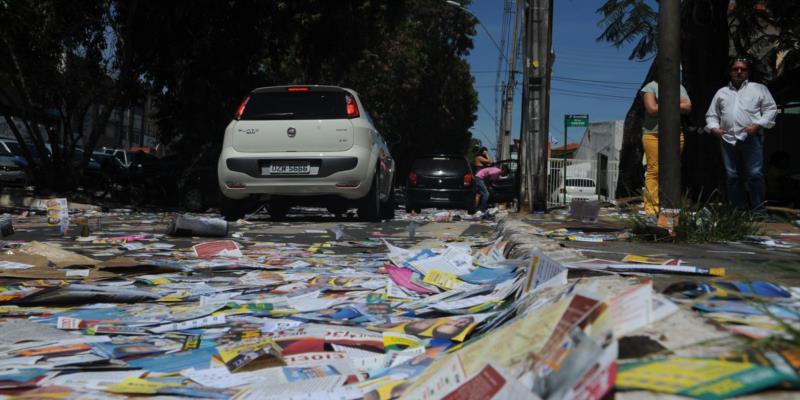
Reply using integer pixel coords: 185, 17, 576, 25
459, 0, 654, 151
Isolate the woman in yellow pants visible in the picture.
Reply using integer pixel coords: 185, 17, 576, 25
640, 78, 692, 216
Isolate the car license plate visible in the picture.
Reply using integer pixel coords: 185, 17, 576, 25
263, 161, 311, 175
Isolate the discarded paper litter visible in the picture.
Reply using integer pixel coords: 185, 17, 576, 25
0, 206, 795, 400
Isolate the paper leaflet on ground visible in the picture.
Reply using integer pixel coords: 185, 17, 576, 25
408, 247, 474, 276
523, 249, 568, 293
622, 254, 683, 265
193, 240, 243, 258
46, 198, 69, 234
567, 258, 725, 277
603, 280, 653, 337
616, 357, 791, 399
234, 375, 348, 400
474, 237, 508, 266
148, 314, 226, 333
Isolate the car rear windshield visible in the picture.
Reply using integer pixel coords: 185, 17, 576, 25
240, 92, 348, 120
412, 157, 470, 174
565, 179, 596, 187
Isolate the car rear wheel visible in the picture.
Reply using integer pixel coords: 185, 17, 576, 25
220, 195, 249, 221
358, 170, 381, 222
380, 186, 396, 220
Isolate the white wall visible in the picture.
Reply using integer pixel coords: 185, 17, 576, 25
573, 120, 624, 163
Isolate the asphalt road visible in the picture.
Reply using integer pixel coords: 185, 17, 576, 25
3, 206, 497, 263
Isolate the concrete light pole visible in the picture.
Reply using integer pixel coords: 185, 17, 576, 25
498, 1, 522, 161
657, 0, 681, 224
521, 0, 553, 212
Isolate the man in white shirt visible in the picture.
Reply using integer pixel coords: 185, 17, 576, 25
705, 58, 777, 214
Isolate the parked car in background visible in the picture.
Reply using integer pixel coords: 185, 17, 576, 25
405, 154, 475, 213
42, 144, 102, 171
0, 139, 33, 186
553, 178, 600, 202
217, 85, 395, 221
93, 147, 133, 169
489, 159, 519, 205
0, 154, 27, 186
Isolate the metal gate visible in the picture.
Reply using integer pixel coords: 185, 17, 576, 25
547, 158, 619, 207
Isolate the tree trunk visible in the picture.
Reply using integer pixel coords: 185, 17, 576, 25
615, 62, 656, 199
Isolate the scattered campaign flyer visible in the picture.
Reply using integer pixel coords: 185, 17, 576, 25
524, 249, 568, 293
192, 240, 243, 258
616, 357, 790, 399
0, 204, 794, 400
46, 198, 69, 234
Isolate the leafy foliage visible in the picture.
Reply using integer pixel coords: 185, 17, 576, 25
596, 0, 657, 61
127, 0, 477, 177
628, 191, 763, 243
0, 0, 147, 191
1, 0, 479, 191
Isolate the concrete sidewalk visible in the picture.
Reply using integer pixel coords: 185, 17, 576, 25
496, 208, 799, 399
502, 208, 800, 289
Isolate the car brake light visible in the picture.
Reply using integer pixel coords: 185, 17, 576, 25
463, 173, 473, 186
409, 171, 417, 186
345, 94, 359, 118
288, 87, 310, 92
234, 96, 250, 120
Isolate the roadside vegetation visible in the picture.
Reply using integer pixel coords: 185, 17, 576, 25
628, 192, 763, 243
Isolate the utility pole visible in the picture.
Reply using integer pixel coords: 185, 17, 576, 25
657, 0, 681, 223
498, 0, 522, 161
521, 0, 552, 211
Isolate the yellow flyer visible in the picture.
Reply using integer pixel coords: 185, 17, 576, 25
616, 357, 789, 399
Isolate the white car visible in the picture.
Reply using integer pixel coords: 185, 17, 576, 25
217, 85, 395, 221
553, 178, 600, 203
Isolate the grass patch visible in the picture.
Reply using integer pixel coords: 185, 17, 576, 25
628, 192, 763, 243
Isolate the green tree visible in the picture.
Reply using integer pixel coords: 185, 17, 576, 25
2, 1, 479, 193
130, 0, 477, 179
0, 0, 146, 192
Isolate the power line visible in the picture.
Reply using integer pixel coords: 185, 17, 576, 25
470, 127, 496, 148
477, 101, 499, 126
472, 70, 643, 85
552, 88, 634, 100
553, 76, 642, 86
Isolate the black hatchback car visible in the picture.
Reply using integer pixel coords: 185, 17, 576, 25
405, 154, 475, 213
489, 159, 519, 205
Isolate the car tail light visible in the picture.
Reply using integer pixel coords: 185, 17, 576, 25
287, 87, 310, 92
463, 173, 473, 186
408, 171, 418, 187
233, 96, 250, 120
345, 94, 360, 118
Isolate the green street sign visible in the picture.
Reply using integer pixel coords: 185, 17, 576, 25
565, 114, 589, 128
784, 107, 800, 115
